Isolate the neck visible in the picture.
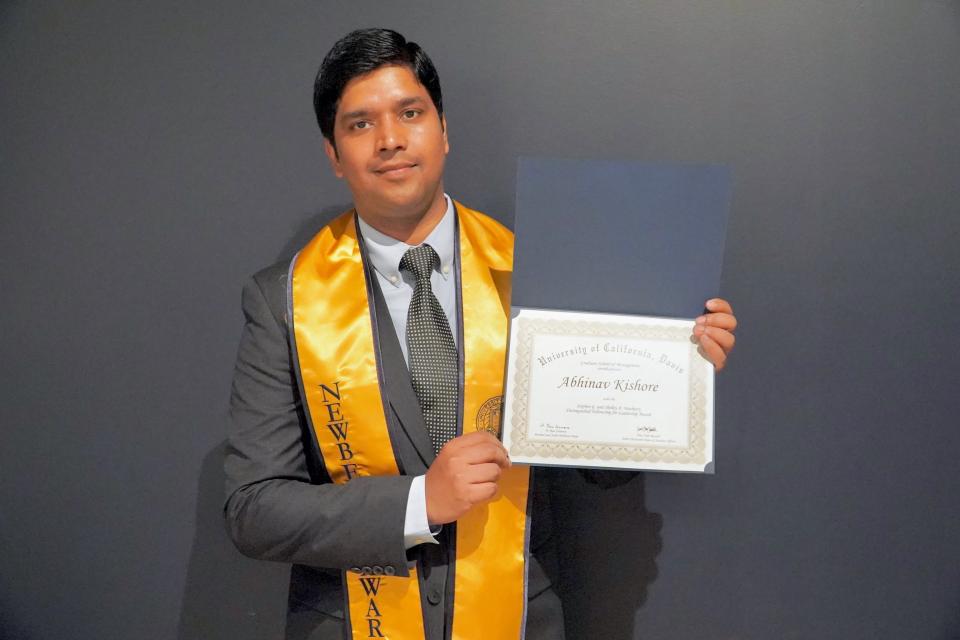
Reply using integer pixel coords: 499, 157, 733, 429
357, 188, 448, 245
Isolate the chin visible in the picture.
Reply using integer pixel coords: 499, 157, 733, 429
381, 188, 440, 214
356, 199, 416, 224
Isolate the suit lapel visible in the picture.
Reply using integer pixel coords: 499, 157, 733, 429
368, 265, 437, 469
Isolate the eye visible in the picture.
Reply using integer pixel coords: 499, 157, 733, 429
402, 109, 420, 119
352, 121, 370, 130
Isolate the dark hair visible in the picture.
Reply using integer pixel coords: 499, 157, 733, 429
313, 28, 443, 147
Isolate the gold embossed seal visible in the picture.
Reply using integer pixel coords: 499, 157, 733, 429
475, 395, 503, 436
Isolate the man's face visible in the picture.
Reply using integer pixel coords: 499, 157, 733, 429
324, 64, 448, 222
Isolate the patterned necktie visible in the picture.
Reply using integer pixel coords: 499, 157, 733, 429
399, 244, 459, 454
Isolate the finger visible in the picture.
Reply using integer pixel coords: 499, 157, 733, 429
467, 482, 499, 503
694, 326, 735, 353
445, 430, 495, 448
440, 430, 500, 454
464, 430, 500, 443
459, 442, 510, 468
697, 333, 727, 370
704, 298, 732, 315
695, 312, 737, 332
462, 462, 503, 484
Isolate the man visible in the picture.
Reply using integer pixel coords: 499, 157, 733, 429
225, 28, 737, 640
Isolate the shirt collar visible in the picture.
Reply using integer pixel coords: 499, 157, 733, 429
357, 195, 456, 288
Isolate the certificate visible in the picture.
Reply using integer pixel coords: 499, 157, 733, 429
501, 308, 714, 473
504, 157, 731, 474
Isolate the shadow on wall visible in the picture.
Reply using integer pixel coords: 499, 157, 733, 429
177, 442, 289, 640
552, 470, 662, 640
277, 204, 355, 265
0, 593, 33, 640
950, 601, 960, 640
176, 204, 350, 640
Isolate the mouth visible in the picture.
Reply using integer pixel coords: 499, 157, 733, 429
375, 162, 417, 177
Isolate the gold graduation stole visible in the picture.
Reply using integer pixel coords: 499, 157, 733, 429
290, 203, 531, 639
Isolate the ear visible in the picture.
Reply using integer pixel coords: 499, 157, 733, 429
323, 137, 343, 178
441, 115, 449, 155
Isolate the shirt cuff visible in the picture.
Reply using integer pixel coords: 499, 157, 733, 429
403, 475, 441, 549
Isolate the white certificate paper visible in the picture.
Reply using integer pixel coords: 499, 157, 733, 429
501, 308, 714, 473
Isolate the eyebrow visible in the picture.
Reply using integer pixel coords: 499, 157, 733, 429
339, 96, 427, 121
396, 96, 426, 109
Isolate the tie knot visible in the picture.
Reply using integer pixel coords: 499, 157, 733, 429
399, 244, 440, 284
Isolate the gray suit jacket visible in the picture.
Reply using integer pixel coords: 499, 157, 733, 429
225, 259, 578, 639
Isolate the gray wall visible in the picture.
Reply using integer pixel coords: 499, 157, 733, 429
2, 2, 958, 638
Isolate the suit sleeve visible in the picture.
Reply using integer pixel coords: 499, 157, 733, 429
223, 270, 414, 576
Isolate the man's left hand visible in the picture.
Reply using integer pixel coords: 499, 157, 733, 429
693, 298, 737, 371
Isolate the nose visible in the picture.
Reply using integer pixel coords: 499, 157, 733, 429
377, 117, 406, 153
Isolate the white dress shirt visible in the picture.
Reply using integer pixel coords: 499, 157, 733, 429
356, 195, 457, 548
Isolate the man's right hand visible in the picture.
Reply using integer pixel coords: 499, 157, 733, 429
424, 431, 511, 525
